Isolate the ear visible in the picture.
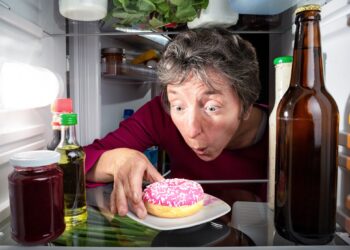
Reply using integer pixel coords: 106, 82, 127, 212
242, 105, 253, 120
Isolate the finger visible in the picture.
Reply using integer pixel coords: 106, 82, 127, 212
145, 164, 164, 183
115, 181, 128, 216
122, 177, 131, 201
129, 199, 147, 219
110, 186, 117, 214
128, 164, 148, 203
123, 171, 147, 219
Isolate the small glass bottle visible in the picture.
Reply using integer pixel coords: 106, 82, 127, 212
55, 113, 87, 228
268, 56, 292, 210
123, 108, 134, 120
47, 98, 73, 151
8, 150, 65, 245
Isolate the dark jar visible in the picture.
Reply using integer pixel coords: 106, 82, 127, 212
8, 150, 65, 245
101, 47, 125, 75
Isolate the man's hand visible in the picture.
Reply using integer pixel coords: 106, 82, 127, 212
86, 148, 164, 218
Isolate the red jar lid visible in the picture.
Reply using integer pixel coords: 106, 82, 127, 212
51, 98, 73, 113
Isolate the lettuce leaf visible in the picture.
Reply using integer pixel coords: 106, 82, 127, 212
110, 0, 208, 29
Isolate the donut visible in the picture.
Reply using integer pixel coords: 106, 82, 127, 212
142, 178, 205, 218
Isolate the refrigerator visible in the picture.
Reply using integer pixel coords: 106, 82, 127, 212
0, 0, 349, 248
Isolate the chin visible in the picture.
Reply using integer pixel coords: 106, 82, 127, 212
196, 152, 219, 161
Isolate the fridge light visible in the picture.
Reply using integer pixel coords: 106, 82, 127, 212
0, 62, 61, 110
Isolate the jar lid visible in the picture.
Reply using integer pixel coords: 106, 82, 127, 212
295, 4, 321, 14
10, 150, 60, 167
51, 98, 73, 113
102, 48, 125, 54
61, 113, 77, 126
273, 56, 293, 65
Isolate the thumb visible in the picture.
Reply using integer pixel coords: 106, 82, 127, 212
145, 165, 164, 183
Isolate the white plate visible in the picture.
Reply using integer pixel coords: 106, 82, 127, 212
126, 194, 231, 231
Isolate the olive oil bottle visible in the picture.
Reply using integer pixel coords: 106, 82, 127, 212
56, 113, 87, 228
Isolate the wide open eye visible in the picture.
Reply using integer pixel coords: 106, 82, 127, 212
171, 105, 184, 112
205, 105, 218, 113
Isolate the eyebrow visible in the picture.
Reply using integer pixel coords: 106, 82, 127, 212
167, 88, 223, 96
204, 89, 222, 95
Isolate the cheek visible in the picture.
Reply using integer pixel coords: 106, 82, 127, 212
213, 115, 240, 140
170, 112, 179, 123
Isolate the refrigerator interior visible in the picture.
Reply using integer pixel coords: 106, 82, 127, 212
0, 0, 349, 240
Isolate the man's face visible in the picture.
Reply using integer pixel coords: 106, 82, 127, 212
167, 70, 243, 161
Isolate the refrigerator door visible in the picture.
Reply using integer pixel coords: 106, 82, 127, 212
0, 0, 66, 222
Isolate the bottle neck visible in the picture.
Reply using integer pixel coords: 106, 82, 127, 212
291, 10, 324, 89
59, 124, 79, 146
52, 125, 61, 131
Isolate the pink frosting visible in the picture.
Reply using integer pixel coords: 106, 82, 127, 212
143, 178, 204, 207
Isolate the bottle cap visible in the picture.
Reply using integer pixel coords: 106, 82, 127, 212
295, 4, 321, 15
51, 98, 73, 113
274, 56, 293, 65
10, 150, 60, 168
102, 48, 125, 54
61, 113, 77, 126
123, 109, 134, 119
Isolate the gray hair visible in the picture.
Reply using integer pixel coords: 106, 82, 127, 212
157, 28, 261, 116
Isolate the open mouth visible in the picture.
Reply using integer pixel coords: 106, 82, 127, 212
193, 147, 207, 154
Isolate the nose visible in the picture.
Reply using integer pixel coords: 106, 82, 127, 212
185, 108, 202, 139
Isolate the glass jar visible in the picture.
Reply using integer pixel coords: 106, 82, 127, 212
8, 150, 65, 245
101, 48, 125, 75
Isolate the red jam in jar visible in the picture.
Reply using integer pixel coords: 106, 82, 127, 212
8, 150, 65, 245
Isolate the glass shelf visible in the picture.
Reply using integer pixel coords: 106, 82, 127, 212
102, 63, 157, 84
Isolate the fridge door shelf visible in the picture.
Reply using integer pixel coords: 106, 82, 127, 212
102, 63, 157, 84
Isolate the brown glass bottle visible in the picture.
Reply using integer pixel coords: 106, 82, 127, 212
274, 5, 339, 245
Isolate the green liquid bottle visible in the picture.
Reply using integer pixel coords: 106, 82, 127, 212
56, 113, 87, 228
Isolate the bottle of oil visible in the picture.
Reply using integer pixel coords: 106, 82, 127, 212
274, 4, 339, 245
56, 113, 87, 228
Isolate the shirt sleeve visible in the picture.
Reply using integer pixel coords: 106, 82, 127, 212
83, 96, 168, 175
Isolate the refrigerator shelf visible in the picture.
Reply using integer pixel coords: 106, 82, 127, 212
339, 154, 350, 171
337, 207, 350, 234
102, 63, 157, 83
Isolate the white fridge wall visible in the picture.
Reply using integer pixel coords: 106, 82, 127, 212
0, 0, 66, 220
68, 23, 154, 145
101, 80, 152, 137
69, 28, 157, 145
68, 21, 102, 146
321, 0, 350, 211
100, 37, 152, 137
322, 0, 350, 131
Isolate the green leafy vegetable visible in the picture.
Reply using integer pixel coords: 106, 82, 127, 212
53, 206, 159, 247
109, 0, 209, 29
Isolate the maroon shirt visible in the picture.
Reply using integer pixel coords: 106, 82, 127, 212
84, 96, 268, 203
